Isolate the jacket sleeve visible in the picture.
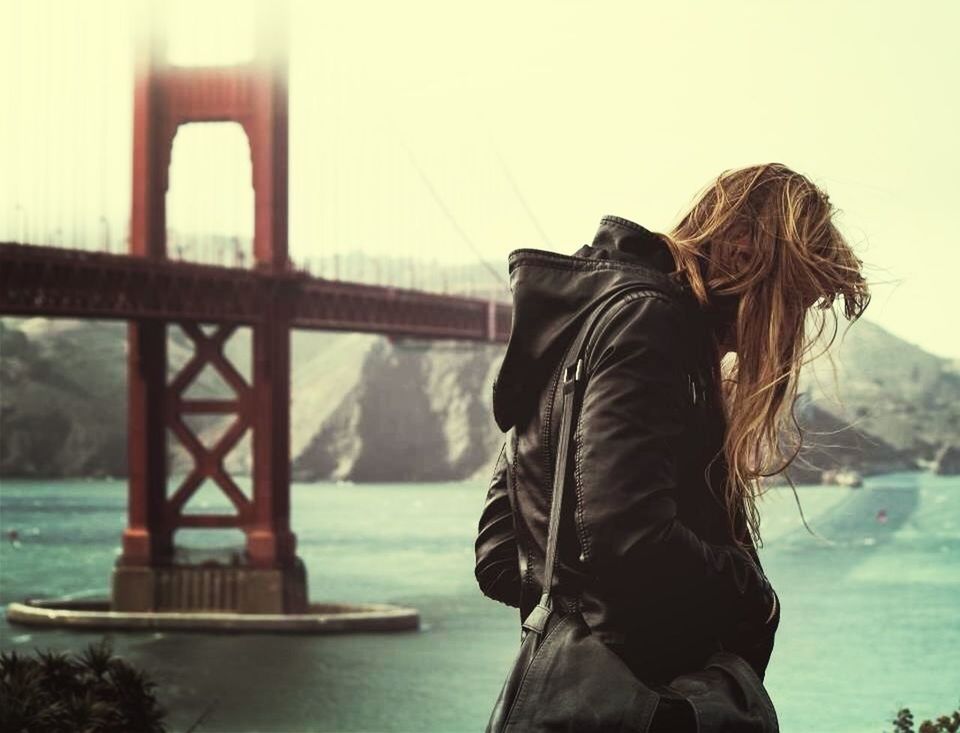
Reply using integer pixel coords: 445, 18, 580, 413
721, 530, 781, 680
574, 294, 776, 636
474, 441, 522, 608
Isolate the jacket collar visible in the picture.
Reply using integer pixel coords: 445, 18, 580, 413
573, 215, 679, 275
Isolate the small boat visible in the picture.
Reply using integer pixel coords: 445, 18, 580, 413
835, 469, 863, 488
821, 468, 864, 488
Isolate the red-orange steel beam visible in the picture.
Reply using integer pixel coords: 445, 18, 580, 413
0, 242, 512, 342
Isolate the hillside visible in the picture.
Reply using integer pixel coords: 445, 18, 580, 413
798, 319, 960, 463
1, 312, 956, 482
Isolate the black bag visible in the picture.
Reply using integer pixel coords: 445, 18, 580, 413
485, 283, 779, 733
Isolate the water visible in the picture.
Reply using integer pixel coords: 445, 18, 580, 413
1, 472, 958, 732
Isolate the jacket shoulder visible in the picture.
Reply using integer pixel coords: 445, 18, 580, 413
583, 289, 692, 374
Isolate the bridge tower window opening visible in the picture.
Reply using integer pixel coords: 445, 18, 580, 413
166, 122, 255, 269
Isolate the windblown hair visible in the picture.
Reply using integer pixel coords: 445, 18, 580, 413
657, 163, 871, 550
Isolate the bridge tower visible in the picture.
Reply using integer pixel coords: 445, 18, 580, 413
114, 5, 305, 613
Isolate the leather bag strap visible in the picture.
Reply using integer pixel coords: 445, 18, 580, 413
539, 355, 581, 602
523, 281, 672, 634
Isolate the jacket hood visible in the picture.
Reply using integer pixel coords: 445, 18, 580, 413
492, 215, 690, 432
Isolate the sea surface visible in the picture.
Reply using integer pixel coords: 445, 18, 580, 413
1, 471, 958, 733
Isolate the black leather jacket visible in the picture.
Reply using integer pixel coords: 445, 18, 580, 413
475, 215, 780, 685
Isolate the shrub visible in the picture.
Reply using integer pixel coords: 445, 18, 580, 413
0, 640, 167, 733
891, 706, 960, 733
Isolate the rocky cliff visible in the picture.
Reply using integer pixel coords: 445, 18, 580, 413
1, 314, 956, 481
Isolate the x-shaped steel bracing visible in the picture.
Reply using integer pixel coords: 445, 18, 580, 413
166, 322, 253, 528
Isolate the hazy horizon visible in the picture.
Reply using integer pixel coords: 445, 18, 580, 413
2, 0, 958, 359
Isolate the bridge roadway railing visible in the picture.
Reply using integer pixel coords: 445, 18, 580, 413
0, 242, 512, 343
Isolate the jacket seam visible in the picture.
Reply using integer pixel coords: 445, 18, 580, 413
573, 404, 591, 562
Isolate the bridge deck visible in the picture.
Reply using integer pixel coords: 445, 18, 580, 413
0, 243, 512, 342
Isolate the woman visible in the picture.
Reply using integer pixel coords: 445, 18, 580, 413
474, 163, 870, 730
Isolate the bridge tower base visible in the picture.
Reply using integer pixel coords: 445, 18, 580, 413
112, 558, 307, 615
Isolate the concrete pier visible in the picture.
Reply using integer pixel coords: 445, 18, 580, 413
6, 598, 420, 634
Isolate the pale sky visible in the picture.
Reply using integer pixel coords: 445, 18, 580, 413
2, 0, 958, 358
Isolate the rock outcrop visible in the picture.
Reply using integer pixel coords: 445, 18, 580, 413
933, 444, 960, 476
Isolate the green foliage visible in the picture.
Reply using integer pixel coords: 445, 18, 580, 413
894, 708, 916, 733
0, 640, 167, 733
891, 705, 960, 733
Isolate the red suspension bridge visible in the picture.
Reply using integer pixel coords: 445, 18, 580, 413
1, 8, 511, 620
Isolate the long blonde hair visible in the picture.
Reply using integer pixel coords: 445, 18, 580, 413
657, 163, 870, 549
